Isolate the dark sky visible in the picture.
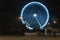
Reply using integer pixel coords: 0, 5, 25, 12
19, 0, 60, 19
0, 0, 60, 25
0, 0, 60, 18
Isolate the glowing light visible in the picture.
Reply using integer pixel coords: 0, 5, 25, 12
19, 17, 22, 20
33, 13, 37, 17
21, 2, 49, 30
48, 23, 50, 25
26, 25, 33, 30
53, 20, 56, 23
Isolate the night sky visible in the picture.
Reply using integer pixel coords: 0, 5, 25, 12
0, 0, 60, 31
0, 0, 60, 20
20, 0, 60, 18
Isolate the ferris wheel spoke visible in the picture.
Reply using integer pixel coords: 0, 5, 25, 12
29, 17, 35, 26
35, 17, 41, 27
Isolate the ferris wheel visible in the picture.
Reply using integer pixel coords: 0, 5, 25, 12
21, 2, 49, 30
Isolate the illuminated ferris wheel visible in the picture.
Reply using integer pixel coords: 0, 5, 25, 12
21, 2, 49, 30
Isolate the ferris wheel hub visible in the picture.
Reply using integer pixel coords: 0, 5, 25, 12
33, 13, 37, 17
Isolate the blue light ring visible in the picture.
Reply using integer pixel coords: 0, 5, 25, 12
21, 2, 49, 30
